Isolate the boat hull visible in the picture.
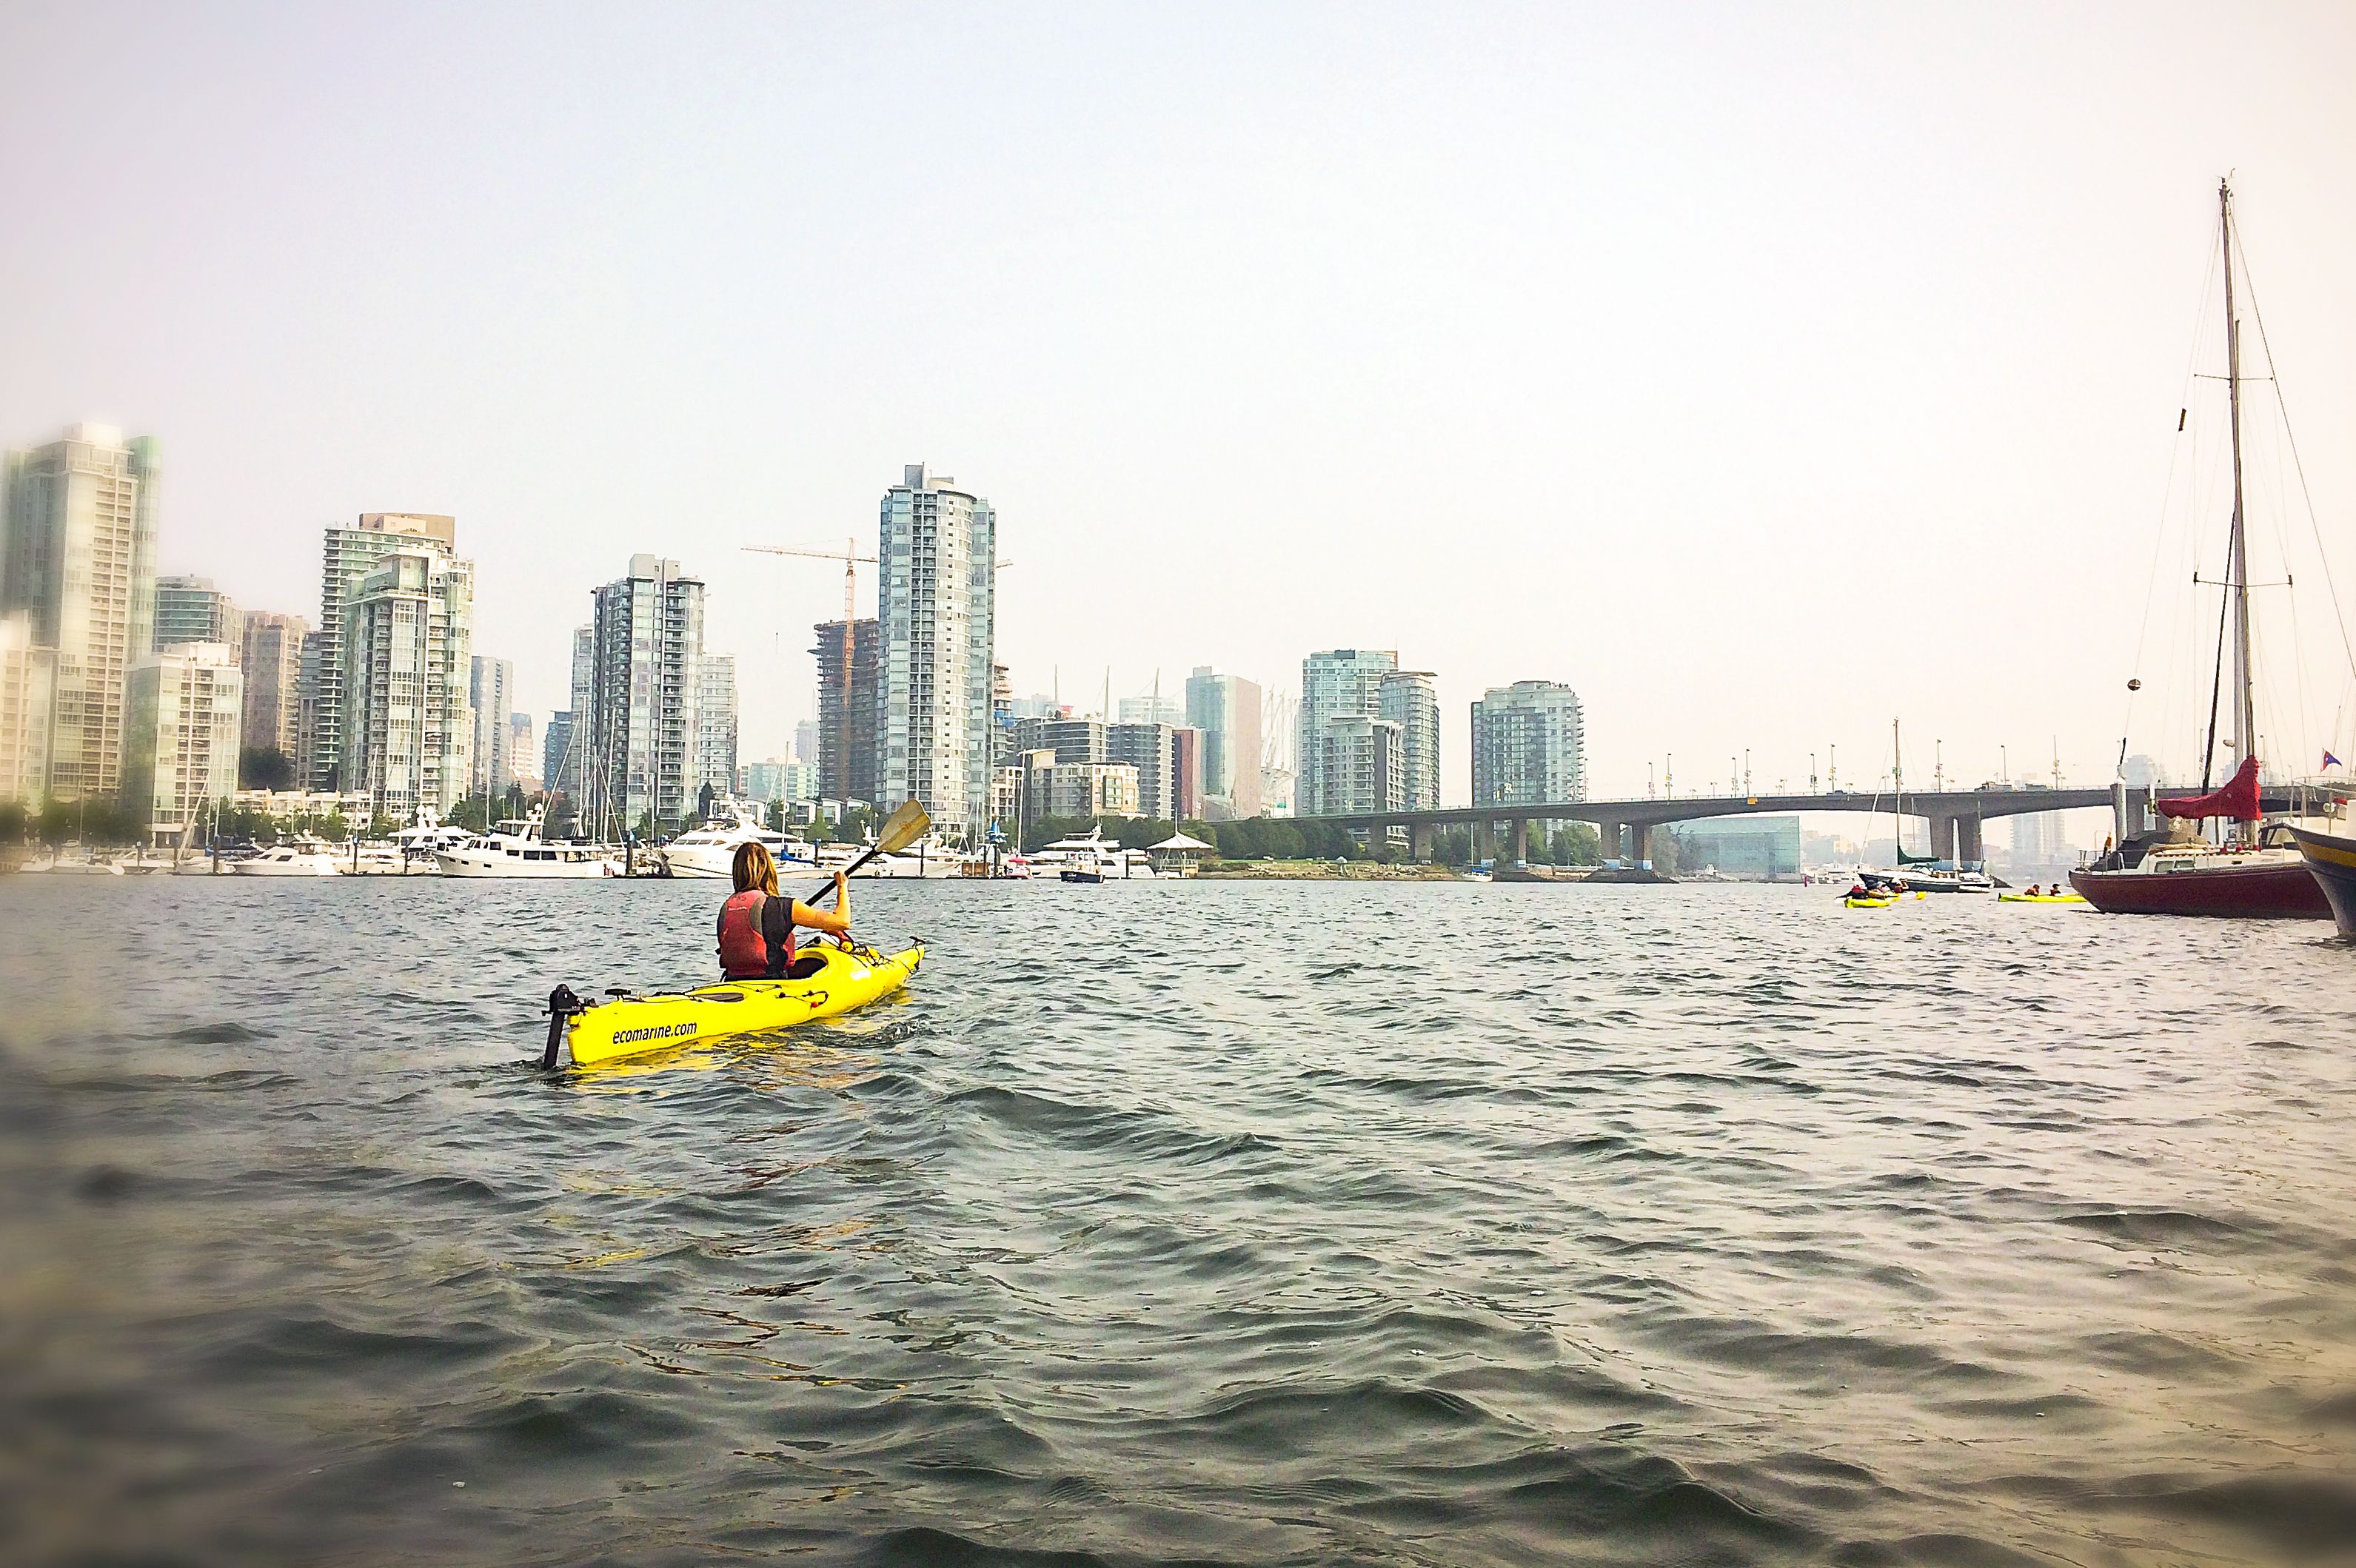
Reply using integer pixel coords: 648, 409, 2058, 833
435, 850, 613, 878
563, 943, 923, 1066
2069, 859, 2329, 918
2288, 825, 2356, 938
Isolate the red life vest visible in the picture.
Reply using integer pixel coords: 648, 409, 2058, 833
717, 890, 792, 979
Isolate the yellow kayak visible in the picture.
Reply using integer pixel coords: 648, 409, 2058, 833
1845, 895, 1895, 908
543, 941, 923, 1068
1998, 892, 2086, 904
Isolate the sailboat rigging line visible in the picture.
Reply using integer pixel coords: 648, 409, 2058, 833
2200, 574, 2230, 794
2238, 238, 2356, 682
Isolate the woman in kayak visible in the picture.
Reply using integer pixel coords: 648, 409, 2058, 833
718, 841, 850, 980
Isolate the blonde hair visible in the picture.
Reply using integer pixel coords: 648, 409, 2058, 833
732, 840, 780, 895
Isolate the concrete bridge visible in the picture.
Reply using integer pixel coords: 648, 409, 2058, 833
1296, 783, 2312, 866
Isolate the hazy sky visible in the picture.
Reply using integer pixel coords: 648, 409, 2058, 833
6, 1, 2354, 808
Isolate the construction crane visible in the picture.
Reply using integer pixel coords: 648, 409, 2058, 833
741, 540, 1018, 623
742, 538, 1017, 804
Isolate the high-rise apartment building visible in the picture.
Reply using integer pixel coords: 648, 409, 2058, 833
0, 423, 160, 800
794, 718, 822, 770
122, 641, 242, 839
1117, 694, 1183, 726
239, 612, 308, 756
307, 513, 456, 789
543, 711, 573, 797
1317, 714, 1405, 816
1470, 681, 1585, 808
1297, 649, 1396, 816
877, 463, 995, 840
0, 614, 57, 803
1185, 666, 1262, 820
1378, 670, 1440, 811
154, 575, 241, 654
589, 555, 704, 836
342, 549, 474, 820
696, 654, 738, 805
509, 711, 538, 791
469, 654, 514, 797
810, 618, 879, 803
1108, 721, 1197, 822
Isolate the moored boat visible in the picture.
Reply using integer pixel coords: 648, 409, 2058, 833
2287, 815, 2356, 938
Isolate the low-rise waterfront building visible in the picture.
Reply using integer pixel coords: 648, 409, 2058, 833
1672, 814, 1803, 880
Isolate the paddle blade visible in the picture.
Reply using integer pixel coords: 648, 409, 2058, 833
874, 799, 931, 854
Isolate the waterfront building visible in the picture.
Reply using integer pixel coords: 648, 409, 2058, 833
877, 463, 995, 841
292, 629, 327, 777
469, 654, 514, 797
1316, 714, 1404, 817
1171, 726, 1203, 821
810, 617, 880, 805
0, 423, 160, 801
1674, 815, 1803, 880
0, 614, 58, 803
1184, 666, 1262, 820
1108, 720, 1202, 822
343, 549, 474, 820
1118, 694, 1183, 726
695, 654, 737, 805
307, 512, 457, 790
542, 711, 574, 800
509, 711, 538, 794
1019, 752, 1141, 820
1379, 670, 1440, 811
1015, 714, 1105, 764
1298, 649, 1396, 816
122, 641, 242, 841
1470, 681, 1586, 809
154, 574, 241, 654
589, 554, 705, 837
741, 757, 815, 805
239, 612, 308, 756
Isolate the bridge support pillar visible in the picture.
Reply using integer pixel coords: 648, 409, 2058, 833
1930, 814, 1958, 862
1957, 817, 1983, 865
1630, 822, 1652, 867
1411, 822, 1432, 862
1510, 818, 1530, 868
1474, 820, 1494, 864
1595, 820, 1621, 864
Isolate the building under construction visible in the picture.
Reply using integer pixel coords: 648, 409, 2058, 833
809, 617, 879, 804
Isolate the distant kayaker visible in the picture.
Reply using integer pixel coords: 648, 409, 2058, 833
718, 842, 850, 980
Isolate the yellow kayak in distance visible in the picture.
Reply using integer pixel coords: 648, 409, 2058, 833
543, 941, 924, 1068
1997, 893, 2086, 904
1845, 896, 1895, 908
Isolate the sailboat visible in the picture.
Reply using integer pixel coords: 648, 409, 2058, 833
2072, 178, 2332, 919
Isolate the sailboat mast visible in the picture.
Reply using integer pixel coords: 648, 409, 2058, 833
2221, 178, 2256, 788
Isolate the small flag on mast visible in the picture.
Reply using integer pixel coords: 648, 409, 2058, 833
2326, 751, 2346, 770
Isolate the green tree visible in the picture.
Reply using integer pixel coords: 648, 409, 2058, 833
315, 811, 349, 844
367, 812, 398, 839
238, 746, 296, 791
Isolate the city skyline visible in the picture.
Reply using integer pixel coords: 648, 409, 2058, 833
4, 7, 2355, 807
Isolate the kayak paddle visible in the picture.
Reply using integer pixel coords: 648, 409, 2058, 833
811, 799, 931, 903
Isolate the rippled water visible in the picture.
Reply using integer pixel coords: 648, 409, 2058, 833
4, 876, 2354, 1567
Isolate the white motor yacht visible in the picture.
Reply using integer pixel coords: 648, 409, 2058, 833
1031, 829, 1157, 880
232, 837, 346, 877
435, 807, 618, 878
657, 804, 818, 879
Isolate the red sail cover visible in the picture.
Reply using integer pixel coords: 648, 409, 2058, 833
2155, 755, 2262, 821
